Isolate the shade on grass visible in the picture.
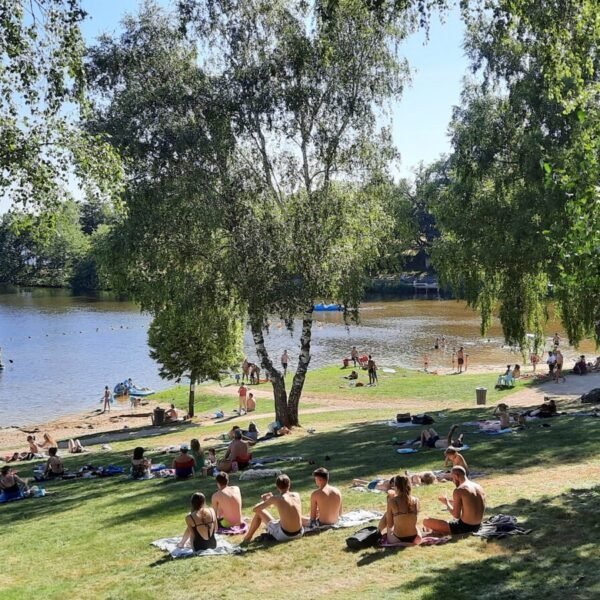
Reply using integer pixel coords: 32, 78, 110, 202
2, 394, 600, 599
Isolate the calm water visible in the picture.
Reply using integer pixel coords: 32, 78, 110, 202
0, 287, 593, 426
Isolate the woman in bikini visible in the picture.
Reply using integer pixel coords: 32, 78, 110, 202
178, 492, 217, 551
380, 474, 420, 544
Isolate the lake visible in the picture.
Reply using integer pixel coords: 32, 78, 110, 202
0, 286, 591, 426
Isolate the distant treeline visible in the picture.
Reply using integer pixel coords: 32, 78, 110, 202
0, 198, 114, 292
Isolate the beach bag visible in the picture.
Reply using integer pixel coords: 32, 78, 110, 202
411, 414, 434, 425
346, 526, 381, 550
396, 413, 411, 423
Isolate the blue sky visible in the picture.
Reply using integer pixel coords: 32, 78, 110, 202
81, 0, 469, 179
0, 1, 468, 213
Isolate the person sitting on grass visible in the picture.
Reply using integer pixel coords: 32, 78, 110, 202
242, 422, 260, 443
68, 439, 85, 454
0, 466, 29, 500
172, 445, 196, 479
44, 447, 65, 479
437, 448, 469, 480
303, 467, 343, 528
242, 474, 303, 544
344, 370, 359, 380
493, 403, 512, 429
211, 471, 243, 528
418, 424, 464, 449
423, 466, 486, 536
190, 438, 205, 474
131, 446, 151, 479
218, 430, 252, 472
573, 355, 588, 375
379, 474, 420, 544
177, 492, 217, 552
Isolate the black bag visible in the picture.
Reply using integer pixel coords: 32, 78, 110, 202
411, 414, 434, 425
396, 413, 411, 423
346, 526, 381, 550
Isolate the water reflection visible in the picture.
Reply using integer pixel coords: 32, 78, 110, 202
0, 287, 595, 426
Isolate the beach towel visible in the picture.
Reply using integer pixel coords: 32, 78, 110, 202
480, 428, 513, 435
385, 421, 419, 428
304, 510, 384, 534
333, 510, 383, 528
249, 456, 303, 467
151, 535, 244, 558
396, 448, 418, 454
379, 534, 451, 548
239, 468, 282, 481
217, 522, 249, 536
472, 514, 532, 539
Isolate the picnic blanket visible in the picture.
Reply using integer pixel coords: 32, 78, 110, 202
472, 514, 532, 539
239, 468, 282, 481
151, 535, 244, 558
379, 534, 451, 548
385, 421, 419, 428
217, 522, 249, 536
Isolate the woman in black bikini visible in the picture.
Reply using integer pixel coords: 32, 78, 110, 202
380, 474, 420, 544
178, 492, 217, 551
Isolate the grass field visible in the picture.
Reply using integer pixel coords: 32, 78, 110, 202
2, 366, 599, 599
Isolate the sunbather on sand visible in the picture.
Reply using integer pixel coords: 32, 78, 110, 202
303, 467, 342, 527
242, 474, 303, 544
211, 472, 243, 528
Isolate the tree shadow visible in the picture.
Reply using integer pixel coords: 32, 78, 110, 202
395, 486, 600, 599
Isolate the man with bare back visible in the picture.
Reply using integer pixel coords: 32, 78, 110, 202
303, 467, 343, 527
211, 471, 243, 528
242, 474, 303, 543
423, 466, 486, 535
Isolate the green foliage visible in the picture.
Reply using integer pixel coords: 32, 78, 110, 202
431, 0, 600, 349
89, 0, 422, 425
0, 0, 123, 208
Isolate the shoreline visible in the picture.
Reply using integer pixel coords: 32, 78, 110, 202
2, 362, 597, 453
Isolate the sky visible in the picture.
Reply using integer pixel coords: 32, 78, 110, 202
1, 1, 469, 213
80, 0, 470, 179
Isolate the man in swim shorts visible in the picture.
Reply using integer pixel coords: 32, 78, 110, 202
423, 466, 486, 535
211, 471, 243, 528
242, 474, 303, 544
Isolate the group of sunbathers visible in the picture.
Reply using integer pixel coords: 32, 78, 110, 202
177, 467, 343, 550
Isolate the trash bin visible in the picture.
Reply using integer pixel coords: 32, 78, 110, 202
153, 407, 166, 426
476, 387, 487, 405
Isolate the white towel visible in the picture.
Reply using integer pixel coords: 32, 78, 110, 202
151, 535, 244, 558
239, 468, 282, 481
332, 510, 384, 528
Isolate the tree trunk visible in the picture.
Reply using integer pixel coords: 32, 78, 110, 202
250, 320, 293, 426
287, 310, 313, 426
188, 375, 196, 418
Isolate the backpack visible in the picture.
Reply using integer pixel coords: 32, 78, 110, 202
345, 526, 381, 550
396, 413, 411, 423
411, 414, 434, 425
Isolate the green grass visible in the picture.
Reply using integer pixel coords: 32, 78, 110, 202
302, 365, 529, 404
2, 367, 599, 599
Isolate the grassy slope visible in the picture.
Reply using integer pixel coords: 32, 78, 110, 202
2, 367, 599, 599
